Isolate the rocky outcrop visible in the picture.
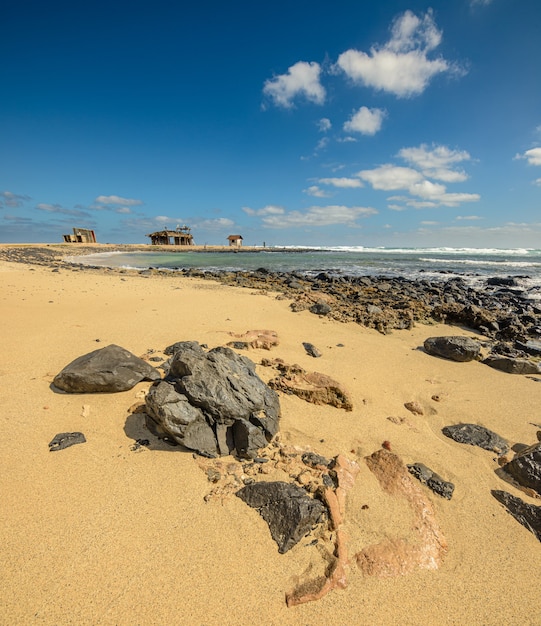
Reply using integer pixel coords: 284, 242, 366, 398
423, 336, 481, 362
145, 342, 280, 458
407, 462, 455, 500
483, 355, 540, 375
226, 329, 279, 350
53, 344, 161, 393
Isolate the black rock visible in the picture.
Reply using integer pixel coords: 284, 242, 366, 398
145, 343, 281, 458
423, 336, 481, 362
49, 432, 86, 451
502, 442, 541, 495
301, 452, 332, 468
483, 355, 540, 375
309, 300, 332, 316
302, 342, 322, 358
407, 462, 455, 499
442, 423, 509, 454
53, 344, 161, 393
492, 490, 541, 542
236, 481, 326, 553
163, 340, 201, 356
516, 340, 541, 356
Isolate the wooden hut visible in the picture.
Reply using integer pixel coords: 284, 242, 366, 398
227, 235, 243, 248
62, 228, 97, 243
146, 226, 194, 246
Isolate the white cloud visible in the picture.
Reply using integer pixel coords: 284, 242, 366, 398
470, 0, 493, 6
263, 61, 325, 108
398, 144, 471, 181
303, 186, 332, 198
519, 147, 541, 166
35, 203, 91, 217
336, 10, 455, 98
194, 217, 235, 230
343, 107, 386, 135
259, 205, 377, 228
357, 165, 424, 190
317, 118, 332, 132
318, 177, 364, 188
243, 205, 285, 217
95, 195, 143, 206
456, 215, 483, 220
534, 178, 541, 186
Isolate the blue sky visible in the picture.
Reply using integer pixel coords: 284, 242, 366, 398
1, 0, 540, 247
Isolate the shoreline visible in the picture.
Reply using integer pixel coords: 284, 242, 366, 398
1, 245, 541, 624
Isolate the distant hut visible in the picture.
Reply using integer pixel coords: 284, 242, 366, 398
62, 227, 97, 243
146, 225, 194, 246
227, 235, 243, 248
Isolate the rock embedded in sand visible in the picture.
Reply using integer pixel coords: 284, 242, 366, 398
53, 344, 161, 393
501, 442, 541, 495
226, 329, 279, 350
145, 342, 280, 458
483, 355, 541, 375
407, 462, 455, 500
492, 490, 541, 542
442, 423, 509, 454
48, 432, 86, 451
236, 481, 326, 554
268, 364, 353, 411
404, 401, 424, 416
423, 336, 481, 362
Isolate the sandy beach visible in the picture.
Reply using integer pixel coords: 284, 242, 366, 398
1, 244, 541, 625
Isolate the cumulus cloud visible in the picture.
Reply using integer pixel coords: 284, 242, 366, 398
518, 147, 541, 166
250, 205, 377, 228
193, 217, 235, 230
317, 118, 332, 132
95, 195, 143, 206
263, 61, 325, 108
398, 144, 471, 182
358, 143, 479, 209
304, 186, 332, 198
357, 165, 424, 190
0, 191, 31, 208
336, 10, 456, 98
318, 177, 364, 188
343, 107, 386, 135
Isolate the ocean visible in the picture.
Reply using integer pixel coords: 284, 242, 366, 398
69, 246, 541, 290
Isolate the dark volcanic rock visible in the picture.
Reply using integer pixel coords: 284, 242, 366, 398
48, 432, 86, 451
302, 342, 322, 358
145, 342, 281, 458
309, 300, 332, 316
423, 336, 481, 362
483, 355, 540, 375
492, 490, 541, 542
502, 442, 541, 495
53, 344, 161, 393
407, 462, 455, 499
236, 481, 326, 553
442, 423, 509, 454
516, 340, 541, 357
145, 381, 217, 457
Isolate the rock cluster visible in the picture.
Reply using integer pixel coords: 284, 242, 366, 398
145, 342, 280, 458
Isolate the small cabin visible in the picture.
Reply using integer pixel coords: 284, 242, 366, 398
147, 226, 194, 246
227, 235, 243, 248
62, 228, 97, 243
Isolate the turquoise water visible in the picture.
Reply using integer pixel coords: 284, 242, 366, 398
68, 246, 541, 288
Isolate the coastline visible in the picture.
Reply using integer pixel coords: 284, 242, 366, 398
1, 244, 541, 624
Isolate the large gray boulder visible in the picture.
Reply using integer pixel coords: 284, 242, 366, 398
145, 342, 280, 458
236, 481, 326, 553
502, 442, 541, 495
423, 336, 481, 362
53, 344, 161, 393
492, 490, 541, 542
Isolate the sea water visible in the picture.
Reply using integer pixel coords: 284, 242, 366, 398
68, 246, 541, 291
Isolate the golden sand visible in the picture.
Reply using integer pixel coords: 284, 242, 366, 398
1, 247, 540, 625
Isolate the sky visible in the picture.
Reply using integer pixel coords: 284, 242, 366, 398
1, 0, 541, 248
